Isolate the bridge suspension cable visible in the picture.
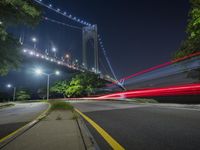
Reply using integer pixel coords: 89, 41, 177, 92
43, 16, 82, 30
34, 0, 92, 26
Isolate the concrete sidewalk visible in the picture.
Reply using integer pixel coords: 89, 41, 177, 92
1, 110, 88, 150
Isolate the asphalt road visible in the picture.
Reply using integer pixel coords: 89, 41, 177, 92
0, 102, 48, 139
73, 101, 200, 150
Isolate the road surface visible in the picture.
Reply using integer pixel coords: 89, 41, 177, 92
73, 100, 200, 150
0, 102, 48, 139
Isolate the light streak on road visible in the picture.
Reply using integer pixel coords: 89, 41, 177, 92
98, 83, 200, 99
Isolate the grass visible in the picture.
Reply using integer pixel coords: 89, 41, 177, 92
50, 101, 74, 111
71, 113, 79, 120
0, 103, 14, 109
131, 98, 158, 103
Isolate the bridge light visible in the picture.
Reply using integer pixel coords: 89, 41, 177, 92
49, 4, 52, 7
32, 37, 37, 43
52, 47, 56, 52
29, 51, 34, 55
65, 54, 70, 59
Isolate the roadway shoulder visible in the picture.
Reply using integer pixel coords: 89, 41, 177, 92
0, 102, 50, 148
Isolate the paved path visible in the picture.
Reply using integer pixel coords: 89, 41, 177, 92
1, 110, 85, 150
0, 102, 48, 139
73, 100, 200, 150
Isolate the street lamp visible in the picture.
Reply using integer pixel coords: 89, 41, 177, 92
35, 68, 60, 101
32, 37, 37, 50
6, 84, 16, 101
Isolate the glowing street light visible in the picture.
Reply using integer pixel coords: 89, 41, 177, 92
55, 71, 60, 75
35, 68, 43, 75
7, 84, 12, 88
6, 84, 16, 101
34, 68, 60, 100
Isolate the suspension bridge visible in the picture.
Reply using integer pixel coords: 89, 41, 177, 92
19, 0, 200, 94
18, 0, 126, 88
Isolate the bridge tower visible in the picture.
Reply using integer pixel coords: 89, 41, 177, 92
82, 25, 99, 73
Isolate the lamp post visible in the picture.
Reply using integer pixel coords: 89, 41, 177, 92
6, 84, 16, 101
35, 68, 60, 101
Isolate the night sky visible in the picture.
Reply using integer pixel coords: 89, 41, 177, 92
0, 0, 190, 91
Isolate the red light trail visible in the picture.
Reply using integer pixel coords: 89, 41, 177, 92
108, 51, 200, 87
98, 83, 200, 99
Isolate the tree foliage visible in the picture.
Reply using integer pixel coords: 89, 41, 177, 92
0, 0, 41, 75
50, 73, 107, 98
50, 80, 69, 98
173, 0, 200, 59
66, 73, 106, 97
16, 90, 31, 101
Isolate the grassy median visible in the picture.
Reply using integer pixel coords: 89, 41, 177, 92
0, 103, 14, 109
131, 98, 158, 103
50, 101, 74, 111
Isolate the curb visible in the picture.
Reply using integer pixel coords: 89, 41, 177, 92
0, 102, 50, 149
76, 115, 100, 150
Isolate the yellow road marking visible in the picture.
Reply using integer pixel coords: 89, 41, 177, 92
0, 102, 50, 143
75, 108, 125, 150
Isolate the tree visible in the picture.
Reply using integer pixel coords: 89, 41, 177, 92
16, 90, 31, 101
173, 0, 200, 59
50, 80, 69, 98
0, 0, 41, 75
66, 73, 106, 97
